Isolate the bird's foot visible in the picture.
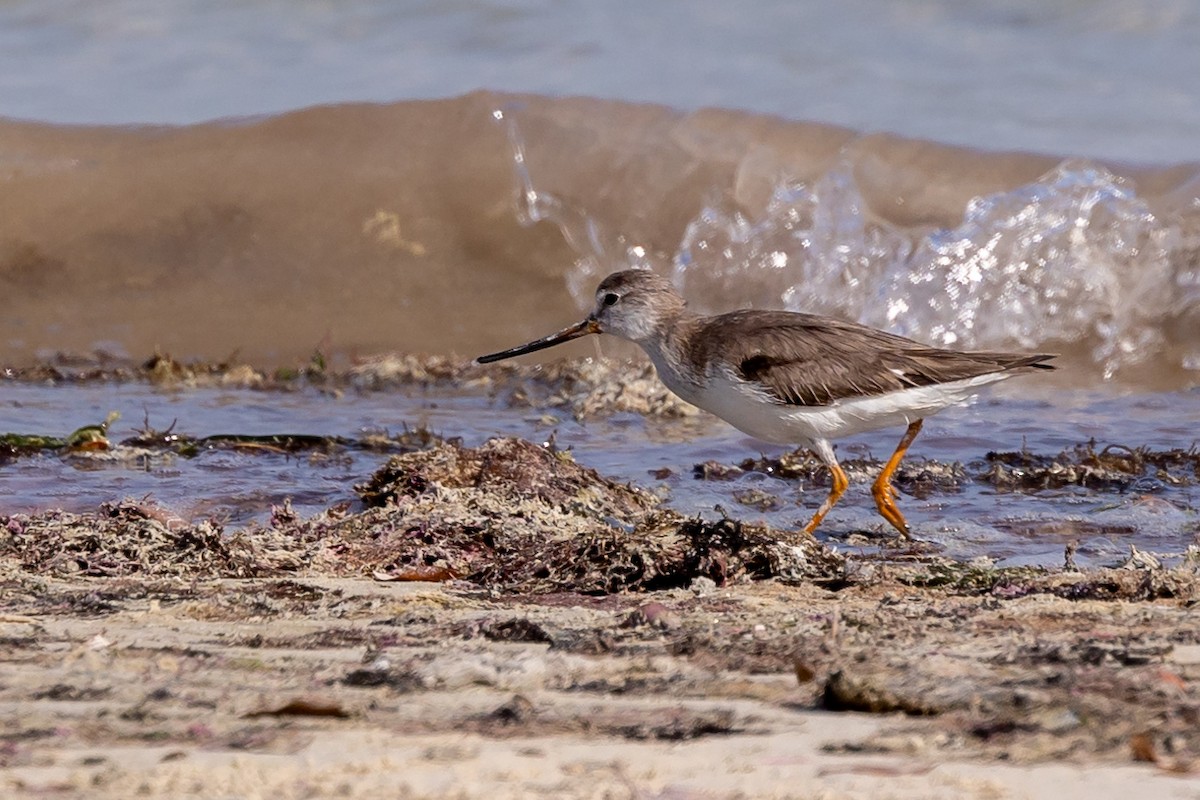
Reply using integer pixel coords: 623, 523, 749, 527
871, 489, 911, 538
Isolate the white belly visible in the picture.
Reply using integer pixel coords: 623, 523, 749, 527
656, 357, 1012, 445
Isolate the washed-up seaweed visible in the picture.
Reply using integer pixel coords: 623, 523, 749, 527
1, 437, 843, 592
0, 415, 448, 463
696, 439, 1200, 496
1, 351, 697, 419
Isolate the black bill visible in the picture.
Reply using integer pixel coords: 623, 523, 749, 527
475, 318, 600, 363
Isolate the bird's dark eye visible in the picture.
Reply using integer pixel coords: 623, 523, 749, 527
602, 292, 620, 307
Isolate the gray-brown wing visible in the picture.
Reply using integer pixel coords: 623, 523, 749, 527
690, 311, 1054, 407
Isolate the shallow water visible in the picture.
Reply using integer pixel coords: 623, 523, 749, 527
3, 378, 1197, 567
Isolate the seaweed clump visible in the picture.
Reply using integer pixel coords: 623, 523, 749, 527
1, 351, 702, 421
694, 440, 1199, 497
700, 450, 968, 495
1, 437, 843, 594
353, 437, 843, 593
1, 500, 259, 578
984, 441, 1200, 491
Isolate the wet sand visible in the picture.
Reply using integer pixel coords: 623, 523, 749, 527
4, 416, 1200, 797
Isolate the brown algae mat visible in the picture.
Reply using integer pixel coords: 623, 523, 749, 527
3, 434, 1200, 797
0, 351, 700, 420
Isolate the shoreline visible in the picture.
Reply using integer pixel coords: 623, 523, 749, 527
4, 432, 1200, 796
3, 566, 1198, 798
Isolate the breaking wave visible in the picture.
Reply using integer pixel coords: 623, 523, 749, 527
2, 92, 1198, 386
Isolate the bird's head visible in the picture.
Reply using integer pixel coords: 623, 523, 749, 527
475, 269, 686, 363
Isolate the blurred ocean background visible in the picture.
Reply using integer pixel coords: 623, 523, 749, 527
2, 0, 1199, 162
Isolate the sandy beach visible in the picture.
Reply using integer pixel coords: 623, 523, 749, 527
4, 571, 1200, 799
4, 428, 1199, 798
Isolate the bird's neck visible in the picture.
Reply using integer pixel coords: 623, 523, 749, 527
635, 310, 706, 398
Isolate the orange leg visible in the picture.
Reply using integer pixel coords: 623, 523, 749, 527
871, 419, 923, 538
801, 461, 849, 536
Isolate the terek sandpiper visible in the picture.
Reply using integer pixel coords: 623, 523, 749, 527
477, 269, 1055, 537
